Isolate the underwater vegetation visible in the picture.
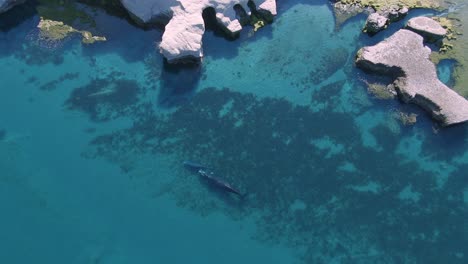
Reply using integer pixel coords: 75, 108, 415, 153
305, 46, 349, 85
1, 0, 465, 262
157, 62, 202, 107
336, 0, 442, 11
85, 87, 468, 263
39, 72, 79, 91
64, 71, 140, 122
311, 80, 347, 106
430, 7, 468, 97
35, 0, 98, 28
13, 40, 65, 65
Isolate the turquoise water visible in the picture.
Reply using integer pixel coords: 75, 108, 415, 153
1, 1, 467, 263
437, 59, 456, 86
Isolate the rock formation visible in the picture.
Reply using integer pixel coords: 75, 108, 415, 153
364, 13, 388, 34
120, 0, 277, 63
0, 0, 25, 13
37, 18, 107, 44
363, 6, 408, 34
406, 16, 447, 42
356, 29, 468, 126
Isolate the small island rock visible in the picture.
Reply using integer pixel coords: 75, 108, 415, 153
356, 29, 468, 126
364, 13, 388, 34
406, 16, 447, 42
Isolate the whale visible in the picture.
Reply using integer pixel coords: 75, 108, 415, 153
182, 160, 209, 173
197, 169, 243, 197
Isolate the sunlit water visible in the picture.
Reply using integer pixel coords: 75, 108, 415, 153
0, 1, 467, 263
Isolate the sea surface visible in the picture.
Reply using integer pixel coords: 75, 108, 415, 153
0, 0, 467, 263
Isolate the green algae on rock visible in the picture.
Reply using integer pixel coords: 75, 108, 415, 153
334, 0, 443, 30
366, 82, 397, 100
336, 0, 441, 11
430, 12, 468, 98
393, 110, 418, 125
80, 30, 107, 44
37, 17, 106, 44
37, 18, 75, 41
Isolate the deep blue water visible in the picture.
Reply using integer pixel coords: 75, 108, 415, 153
1, 1, 467, 263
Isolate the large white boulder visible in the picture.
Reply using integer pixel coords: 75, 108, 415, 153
364, 13, 388, 34
120, 0, 277, 62
356, 29, 468, 126
406, 16, 447, 42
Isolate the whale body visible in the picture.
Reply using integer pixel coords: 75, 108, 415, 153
183, 160, 209, 173
182, 161, 244, 197
198, 169, 243, 196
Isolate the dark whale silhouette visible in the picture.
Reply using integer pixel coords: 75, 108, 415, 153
183, 160, 209, 173
197, 169, 243, 196
182, 161, 245, 197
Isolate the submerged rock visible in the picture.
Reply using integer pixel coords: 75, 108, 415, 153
0, 0, 25, 13
37, 17, 106, 44
333, 2, 367, 28
406, 16, 447, 42
356, 29, 468, 126
120, 0, 277, 63
394, 111, 418, 126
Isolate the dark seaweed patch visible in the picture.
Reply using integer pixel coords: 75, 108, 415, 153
305, 46, 349, 85
39, 72, 79, 91
26, 76, 39, 84
64, 72, 139, 122
85, 86, 468, 263
311, 79, 346, 109
13, 42, 65, 65
157, 61, 202, 107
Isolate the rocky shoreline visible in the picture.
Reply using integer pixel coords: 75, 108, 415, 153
356, 29, 468, 126
1, 0, 276, 63
1, 0, 467, 126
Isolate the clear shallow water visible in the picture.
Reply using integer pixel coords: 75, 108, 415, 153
1, 1, 467, 263
437, 59, 456, 86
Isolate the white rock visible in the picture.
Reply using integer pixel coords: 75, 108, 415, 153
120, 0, 277, 62
364, 13, 388, 34
356, 29, 468, 126
406, 16, 447, 42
